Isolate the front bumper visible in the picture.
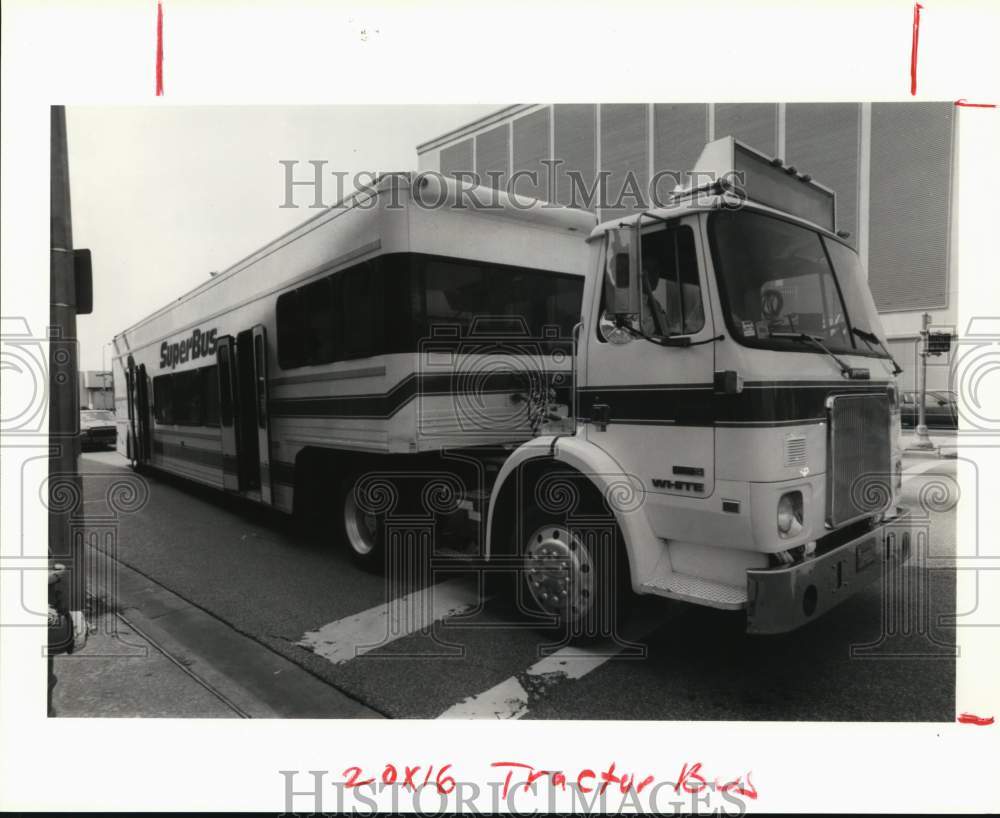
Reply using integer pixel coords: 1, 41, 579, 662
82, 427, 117, 448
745, 507, 914, 635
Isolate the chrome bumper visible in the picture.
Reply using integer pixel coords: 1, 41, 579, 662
745, 508, 914, 635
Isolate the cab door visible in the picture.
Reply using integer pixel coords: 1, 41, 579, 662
583, 215, 717, 503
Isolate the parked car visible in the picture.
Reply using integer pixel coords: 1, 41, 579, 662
900, 390, 958, 430
79, 409, 117, 450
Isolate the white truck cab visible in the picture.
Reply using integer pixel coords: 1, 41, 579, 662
484, 137, 912, 635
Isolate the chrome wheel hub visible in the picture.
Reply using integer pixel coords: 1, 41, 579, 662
344, 491, 379, 556
523, 524, 594, 619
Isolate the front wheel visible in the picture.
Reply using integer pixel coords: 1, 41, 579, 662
516, 506, 632, 641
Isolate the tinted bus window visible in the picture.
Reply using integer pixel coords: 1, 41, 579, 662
202, 365, 220, 426
276, 290, 304, 369
417, 256, 582, 343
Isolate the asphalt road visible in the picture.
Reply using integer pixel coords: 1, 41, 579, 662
77, 450, 957, 720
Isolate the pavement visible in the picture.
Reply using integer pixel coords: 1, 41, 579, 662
51, 531, 381, 718
49, 448, 957, 720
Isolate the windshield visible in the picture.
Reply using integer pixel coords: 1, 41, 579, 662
822, 235, 891, 354
82, 410, 115, 422
709, 210, 888, 358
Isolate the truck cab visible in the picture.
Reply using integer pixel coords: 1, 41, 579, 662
486, 136, 912, 635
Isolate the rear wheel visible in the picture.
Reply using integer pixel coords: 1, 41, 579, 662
342, 478, 388, 571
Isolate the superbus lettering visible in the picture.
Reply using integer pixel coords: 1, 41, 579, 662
159, 327, 218, 369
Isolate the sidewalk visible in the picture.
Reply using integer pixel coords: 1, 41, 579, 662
51, 607, 238, 717
50, 547, 382, 718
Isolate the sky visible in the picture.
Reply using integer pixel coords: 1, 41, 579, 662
66, 105, 496, 370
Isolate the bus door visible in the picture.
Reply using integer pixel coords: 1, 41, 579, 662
216, 335, 240, 492
217, 327, 272, 503
126, 356, 151, 466
136, 364, 151, 462
249, 325, 272, 505
125, 355, 136, 462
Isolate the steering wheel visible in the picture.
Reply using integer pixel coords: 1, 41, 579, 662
760, 289, 784, 320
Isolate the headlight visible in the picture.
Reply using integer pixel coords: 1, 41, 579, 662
777, 491, 804, 538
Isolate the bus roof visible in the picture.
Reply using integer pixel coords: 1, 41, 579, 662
115, 172, 596, 340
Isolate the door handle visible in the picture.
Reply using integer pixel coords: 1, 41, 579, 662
591, 402, 610, 432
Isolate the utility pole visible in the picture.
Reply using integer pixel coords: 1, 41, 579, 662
912, 311, 935, 451
50, 106, 91, 650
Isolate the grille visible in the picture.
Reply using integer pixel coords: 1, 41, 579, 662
784, 435, 807, 466
827, 393, 891, 526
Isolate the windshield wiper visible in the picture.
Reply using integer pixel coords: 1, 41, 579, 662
770, 332, 870, 380
852, 327, 903, 375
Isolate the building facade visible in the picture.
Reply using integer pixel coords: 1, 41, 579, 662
79, 370, 113, 410
416, 103, 957, 391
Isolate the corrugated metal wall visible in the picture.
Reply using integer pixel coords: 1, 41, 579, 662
714, 103, 778, 155
868, 102, 953, 312
554, 104, 597, 210
440, 138, 474, 179
653, 103, 709, 203
600, 104, 649, 221
785, 103, 860, 247
428, 102, 955, 324
476, 124, 509, 190
512, 108, 550, 202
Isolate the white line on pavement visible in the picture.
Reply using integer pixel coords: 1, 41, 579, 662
297, 578, 482, 665
438, 616, 658, 719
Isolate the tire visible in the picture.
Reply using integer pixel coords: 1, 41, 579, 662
513, 501, 633, 642
341, 475, 389, 572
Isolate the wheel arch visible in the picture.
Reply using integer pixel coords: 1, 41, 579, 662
485, 436, 660, 590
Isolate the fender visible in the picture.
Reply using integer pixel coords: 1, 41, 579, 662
485, 434, 669, 591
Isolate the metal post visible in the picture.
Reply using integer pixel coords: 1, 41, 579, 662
912, 311, 935, 451
102, 342, 113, 409
50, 105, 87, 647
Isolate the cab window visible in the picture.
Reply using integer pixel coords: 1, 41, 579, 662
639, 225, 705, 336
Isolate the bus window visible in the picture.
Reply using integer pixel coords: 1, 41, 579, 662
276, 289, 304, 369
301, 278, 336, 366
340, 263, 383, 360
153, 374, 173, 424
202, 365, 220, 426
219, 355, 234, 428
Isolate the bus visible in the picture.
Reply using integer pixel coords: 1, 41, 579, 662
113, 137, 914, 637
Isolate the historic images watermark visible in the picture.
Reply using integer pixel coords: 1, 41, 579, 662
1, 316, 151, 657
279, 764, 756, 815
277, 163, 746, 213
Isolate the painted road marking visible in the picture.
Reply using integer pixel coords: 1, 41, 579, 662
297, 578, 482, 665
438, 615, 658, 719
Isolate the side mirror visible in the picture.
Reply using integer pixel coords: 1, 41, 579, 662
603, 226, 641, 320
